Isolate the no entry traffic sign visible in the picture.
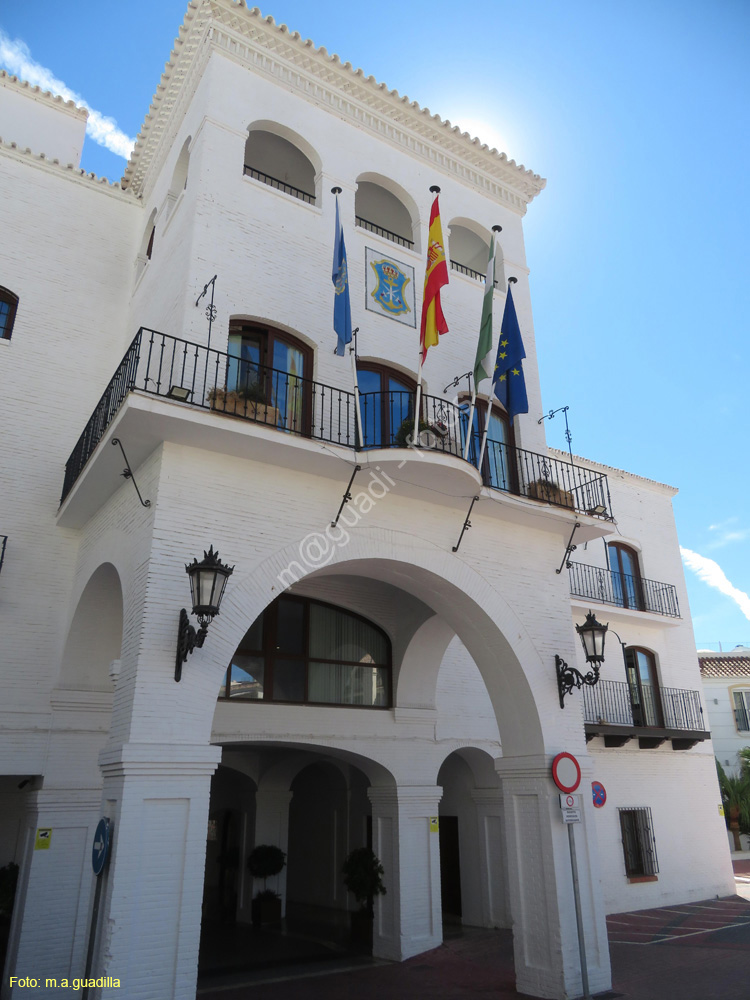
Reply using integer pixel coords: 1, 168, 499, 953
551, 752, 581, 794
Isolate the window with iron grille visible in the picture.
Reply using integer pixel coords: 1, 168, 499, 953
618, 807, 659, 877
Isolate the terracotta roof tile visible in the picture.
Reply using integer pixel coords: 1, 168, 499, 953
699, 653, 750, 678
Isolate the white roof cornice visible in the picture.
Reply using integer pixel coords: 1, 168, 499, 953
123, 0, 546, 210
0, 70, 89, 120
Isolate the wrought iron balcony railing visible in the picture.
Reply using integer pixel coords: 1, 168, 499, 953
355, 216, 414, 249
243, 165, 315, 205
568, 562, 680, 617
60, 329, 615, 523
583, 678, 705, 732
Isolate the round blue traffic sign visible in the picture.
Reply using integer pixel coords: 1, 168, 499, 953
592, 781, 607, 808
92, 817, 111, 876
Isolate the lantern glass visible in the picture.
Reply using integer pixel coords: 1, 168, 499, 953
576, 611, 608, 664
186, 547, 234, 620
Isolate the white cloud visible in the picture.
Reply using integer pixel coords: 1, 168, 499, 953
0, 31, 134, 159
680, 547, 750, 621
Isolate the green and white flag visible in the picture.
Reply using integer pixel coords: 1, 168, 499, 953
473, 235, 496, 386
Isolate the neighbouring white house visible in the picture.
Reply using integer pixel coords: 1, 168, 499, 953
0, 2, 734, 999
700, 648, 750, 775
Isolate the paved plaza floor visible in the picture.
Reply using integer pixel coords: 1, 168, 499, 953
198, 866, 750, 1000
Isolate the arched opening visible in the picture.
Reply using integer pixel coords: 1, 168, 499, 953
137, 208, 157, 276
625, 646, 663, 728
57, 562, 123, 692
357, 360, 417, 449
459, 394, 513, 490
244, 125, 318, 205
355, 176, 416, 250
447, 220, 506, 288
0, 285, 19, 340
217, 593, 392, 707
167, 136, 191, 212
219, 320, 314, 433
198, 746, 383, 981
437, 749, 505, 932
607, 542, 644, 611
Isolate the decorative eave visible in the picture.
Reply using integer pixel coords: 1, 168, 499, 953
0, 137, 136, 199
550, 448, 678, 496
122, 0, 546, 211
0, 70, 89, 120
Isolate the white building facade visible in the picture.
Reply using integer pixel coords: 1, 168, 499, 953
0, 2, 734, 999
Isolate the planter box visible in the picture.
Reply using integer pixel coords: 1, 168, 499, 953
208, 390, 279, 426
349, 908, 373, 951
251, 894, 282, 928
527, 478, 575, 510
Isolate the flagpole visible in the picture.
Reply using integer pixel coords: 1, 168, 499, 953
477, 398, 493, 472
350, 327, 364, 449
463, 387, 477, 460
415, 184, 444, 444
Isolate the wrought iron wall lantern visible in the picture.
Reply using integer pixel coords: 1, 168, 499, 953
175, 547, 234, 681
556, 610, 608, 708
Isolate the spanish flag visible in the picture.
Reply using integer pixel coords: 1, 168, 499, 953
420, 192, 449, 363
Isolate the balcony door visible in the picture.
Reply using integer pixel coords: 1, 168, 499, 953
625, 647, 663, 727
460, 398, 513, 490
357, 362, 416, 448
227, 323, 312, 433
608, 542, 644, 611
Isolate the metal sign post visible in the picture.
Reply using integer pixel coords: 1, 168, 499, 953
82, 818, 112, 1000
551, 754, 591, 1000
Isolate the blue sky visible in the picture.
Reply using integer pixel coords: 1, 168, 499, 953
1, 0, 748, 649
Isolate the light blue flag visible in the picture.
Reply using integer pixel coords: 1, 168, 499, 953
332, 196, 352, 356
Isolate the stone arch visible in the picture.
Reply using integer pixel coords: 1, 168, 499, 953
168, 136, 191, 203
57, 562, 123, 692
436, 746, 506, 928
244, 120, 321, 202
199, 528, 549, 759
447, 217, 506, 286
355, 172, 420, 250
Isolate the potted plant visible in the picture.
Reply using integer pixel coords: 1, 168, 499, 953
342, 847, 386, 949
207, 382, 279, 426
248, 844, 286, 927
717, 760, 750, 851
394, 416, 432, 449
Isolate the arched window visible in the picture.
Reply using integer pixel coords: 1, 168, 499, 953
608, 542, 644, 611
227, 322, 313, 434
357, 361, 416, 448
624, 647, 662, 728
244, 128, 316, 204
355, 179, 415, 249
0, 286, 19, 340
167, 136, 190, 214
219, 595, 391, 707
460, 396, 512, 490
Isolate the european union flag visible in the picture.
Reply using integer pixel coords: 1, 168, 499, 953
492, 282, 528, 420
332, 196, 352, 357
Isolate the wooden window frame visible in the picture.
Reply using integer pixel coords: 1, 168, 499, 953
607, 542, 645, 611
0, 286, 19, 341
357, 361, 417, 448
624, 646, 664, 728
220, 594, 393, 709
228, 321, 314, 435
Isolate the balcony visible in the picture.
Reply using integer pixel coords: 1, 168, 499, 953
568, 562, 680, 617
59, 329, 615, 526
583, 679, 709, 750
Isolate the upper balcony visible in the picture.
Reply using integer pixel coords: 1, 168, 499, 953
583, 678, 708, 750
59, 329, 616, 529
569, 562, 680, 618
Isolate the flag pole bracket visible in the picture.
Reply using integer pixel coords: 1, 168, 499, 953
452, 496, 479, 553
331, 465, 362, 528
555, 521, 580, 575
